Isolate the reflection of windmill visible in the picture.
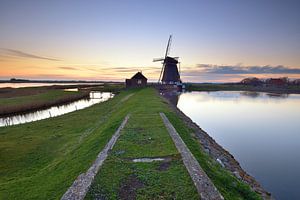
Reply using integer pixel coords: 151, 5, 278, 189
153, 35, 181, 84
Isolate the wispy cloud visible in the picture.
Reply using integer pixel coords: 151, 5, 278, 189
1, 48, 61, 61
50, 65, 161, 81
58, 66, 78, 70
56, 65, 160, 74
195, 64, 300, 74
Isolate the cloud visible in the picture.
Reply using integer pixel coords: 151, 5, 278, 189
196, 64, 300, 74
99, 66, 159, 73
54, 65, 161, 79
179, 64, 300, 82
59, 66, 78, 70
181, 73, 245, 83
34, 74, 67, 78
1, 48, 61, 61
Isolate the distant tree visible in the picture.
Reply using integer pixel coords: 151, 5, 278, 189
10, 78, 29, 82
292, 79, 300, 85
240, 77, 263, 86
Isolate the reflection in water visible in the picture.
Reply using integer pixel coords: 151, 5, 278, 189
266, 92, 289, 98
160, 91, 180, 105
174, 91, 291, 103
0, 92, 113, 127
176, 91, 300, 200
64, 88, 79, 92
240, 91, 261, 98
239, 91, 289, 98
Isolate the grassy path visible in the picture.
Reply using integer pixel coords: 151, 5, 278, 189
85, 112, 199, 199
0, 88, 262, 199
85, 88, 262, 200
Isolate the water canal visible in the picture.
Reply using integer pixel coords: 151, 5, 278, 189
0, 92, 114, 127
177, 91, 300, 199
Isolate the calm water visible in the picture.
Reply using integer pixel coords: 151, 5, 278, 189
0, 92, 113, 127
177, 91, 300, 200
0, 82, 102, 88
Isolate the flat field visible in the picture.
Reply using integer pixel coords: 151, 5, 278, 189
0, 88, 88, 116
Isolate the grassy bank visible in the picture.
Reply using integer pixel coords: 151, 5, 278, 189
0, 90, 89, 116
186, 83, 300, 94
82, 83, 125, 92
0, 83, 125, 116
0, 88, 261, 199
0, 89, 131, 199
86, 88, 261, 199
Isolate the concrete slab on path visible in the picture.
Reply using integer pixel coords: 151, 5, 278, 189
61, 114, 130, 200
160, 112, 224, 200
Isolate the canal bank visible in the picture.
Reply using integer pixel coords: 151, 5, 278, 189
162, 92, 272, 199
0, 83, 123, 118
0, 91, 114, 127
82, 88, 264, 199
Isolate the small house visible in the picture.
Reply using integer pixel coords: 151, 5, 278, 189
266, 78, 288, 86
125, 72, 147, 88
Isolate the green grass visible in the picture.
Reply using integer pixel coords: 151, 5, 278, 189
185, 83, 300, 94
0, 90, 131, 199
86, 83, 125, 92
185, 83, 260, 91
0, 90, 76, 106
86, 88, 261, 200
86, 96, 199, 199
0, 88, 262, 199
0, 90, 88, 116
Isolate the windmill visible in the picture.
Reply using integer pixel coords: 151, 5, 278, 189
153, 35, 181, 84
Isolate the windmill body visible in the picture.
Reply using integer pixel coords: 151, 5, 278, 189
153, 35, 181, 85
161, 56, 180, 84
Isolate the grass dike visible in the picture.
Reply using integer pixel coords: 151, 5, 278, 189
0, 87, 264, 199
86, 88, 262, 200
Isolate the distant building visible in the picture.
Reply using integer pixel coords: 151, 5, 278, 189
265, 77, 288, 86
125, 72, 147, 88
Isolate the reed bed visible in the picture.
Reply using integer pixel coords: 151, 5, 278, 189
0, 91, 89, 117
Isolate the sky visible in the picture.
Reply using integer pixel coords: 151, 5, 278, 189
0, 0, 300, 82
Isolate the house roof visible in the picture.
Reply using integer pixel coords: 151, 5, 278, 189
131, 72, 147, 80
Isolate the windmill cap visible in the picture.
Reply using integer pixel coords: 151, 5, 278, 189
165, 56, 179, 64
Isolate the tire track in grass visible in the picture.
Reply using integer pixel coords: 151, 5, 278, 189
61, 114, 130, 200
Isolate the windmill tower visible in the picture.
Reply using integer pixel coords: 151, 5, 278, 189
153, 35, 181, 85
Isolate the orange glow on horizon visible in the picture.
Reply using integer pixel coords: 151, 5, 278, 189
1, 54, 300, 82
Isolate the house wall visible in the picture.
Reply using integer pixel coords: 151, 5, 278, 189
126, 79, 147, 88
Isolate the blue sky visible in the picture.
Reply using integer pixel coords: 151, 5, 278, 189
0, 0, 300, 82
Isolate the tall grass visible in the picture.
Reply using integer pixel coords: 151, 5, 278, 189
0, 91, 89, 117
